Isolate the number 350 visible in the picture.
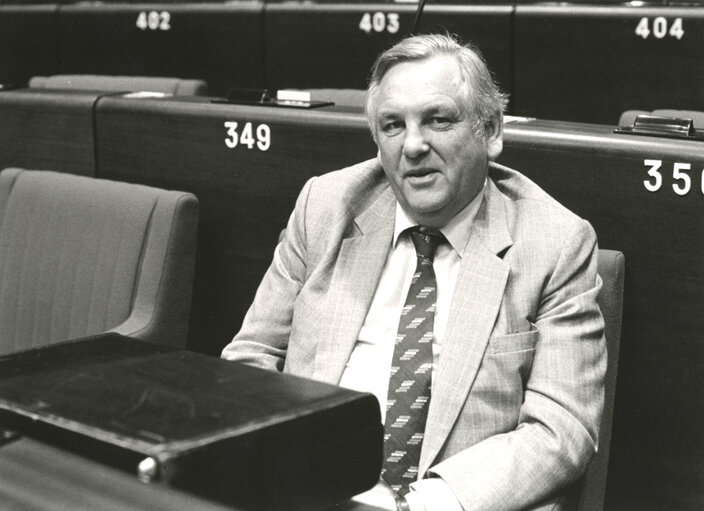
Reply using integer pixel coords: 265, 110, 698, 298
643, 159, 702, 196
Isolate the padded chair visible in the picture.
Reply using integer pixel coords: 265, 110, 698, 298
0, 168, 198, 355
618, 109, 704, 128
29, 75, 208, 96
576, 249, 626, 511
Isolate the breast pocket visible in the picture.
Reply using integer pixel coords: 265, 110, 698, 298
487, 326, 539, 395
488, 325, 539, 355
467, 326, 540, 433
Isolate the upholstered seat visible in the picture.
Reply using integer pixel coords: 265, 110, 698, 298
576, 249, 625, 511
0, 168, 198, 355
29, 75, 208, 96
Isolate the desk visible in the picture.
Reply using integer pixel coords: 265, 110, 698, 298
57, 2, 265, 95
0, 5, 57, 85
0, 436, 391, 511
513, 5, 704, 124
264, 4, 512, 93
0, 437, 235, 511
0, 88, 99, 174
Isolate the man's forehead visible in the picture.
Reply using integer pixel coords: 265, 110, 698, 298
375, 57, 464, 115
383, 55, 460, 83
376, 94, 460, 118
377, 56, 462, 97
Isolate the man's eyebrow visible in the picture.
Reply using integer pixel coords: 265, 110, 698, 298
378, 101, 457, 117
423, 102, 462, 117
376, 110, 399, 121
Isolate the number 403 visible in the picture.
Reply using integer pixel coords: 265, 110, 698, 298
643, 160, 703, 196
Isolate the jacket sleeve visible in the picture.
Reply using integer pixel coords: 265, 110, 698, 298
221, 177, 315, 371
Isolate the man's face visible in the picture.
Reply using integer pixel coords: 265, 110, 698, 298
373, 55, 502, 228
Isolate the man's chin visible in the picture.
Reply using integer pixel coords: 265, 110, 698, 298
404, 202, 452, 228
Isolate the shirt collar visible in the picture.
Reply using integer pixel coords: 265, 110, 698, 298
393, 179, 487, 257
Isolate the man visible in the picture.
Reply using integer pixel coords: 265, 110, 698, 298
222, 34, 606, 511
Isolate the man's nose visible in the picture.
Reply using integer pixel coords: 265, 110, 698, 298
402, 125, 430, 159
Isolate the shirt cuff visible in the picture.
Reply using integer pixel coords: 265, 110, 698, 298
408, 478, 464, 511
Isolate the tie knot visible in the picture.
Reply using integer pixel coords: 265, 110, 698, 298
409, 227, 444, 261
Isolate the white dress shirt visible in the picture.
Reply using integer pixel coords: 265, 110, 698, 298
340, 182, 486, 511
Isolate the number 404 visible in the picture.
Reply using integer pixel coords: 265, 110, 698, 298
635, 17, 684, 40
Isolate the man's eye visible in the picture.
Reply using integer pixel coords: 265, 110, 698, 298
428, 117, 451, 128
381, 121, 404, 134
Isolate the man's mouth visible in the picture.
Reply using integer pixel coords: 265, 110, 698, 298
405, 168, 437, 178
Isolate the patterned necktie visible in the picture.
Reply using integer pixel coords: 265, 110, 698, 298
382, 226, 444, 495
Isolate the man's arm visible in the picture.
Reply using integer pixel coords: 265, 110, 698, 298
221, 177, 314, 371
426, 220, 606, 511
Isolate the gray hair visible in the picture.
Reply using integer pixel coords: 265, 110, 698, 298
365, 33, 508, 142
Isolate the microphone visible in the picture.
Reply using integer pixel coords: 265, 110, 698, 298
411, 0, 427, 34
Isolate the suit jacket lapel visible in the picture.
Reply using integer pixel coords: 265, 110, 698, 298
312, 185, 396, 384
420, 178, 513, 475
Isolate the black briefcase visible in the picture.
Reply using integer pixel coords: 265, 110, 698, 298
0, 334, 382, 510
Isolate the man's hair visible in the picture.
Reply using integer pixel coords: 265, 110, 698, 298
365, 33, 508, 142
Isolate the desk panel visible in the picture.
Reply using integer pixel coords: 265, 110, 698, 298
264, 4, 513, 94
0, 6, 57, 84
0, 437, 235, 511
58, 2, 264, 95
0, 89, 98, 174
514, 6, 704, 124
0, 435, 388, 510
500, 120, 704, 511
95, 97, 375, 355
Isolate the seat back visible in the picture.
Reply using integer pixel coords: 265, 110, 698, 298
0, 168, 198, 355
577, 249, 625, 511
29, 75, 208, 96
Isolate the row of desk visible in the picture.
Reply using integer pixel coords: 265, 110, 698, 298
1, 2, 704, 124
1, 87, 703, 509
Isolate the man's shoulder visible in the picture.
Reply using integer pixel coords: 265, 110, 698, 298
489, 163, 582, 222
304, 158, 389, 213
488, 162, 594, 242
310, 157, 385, 191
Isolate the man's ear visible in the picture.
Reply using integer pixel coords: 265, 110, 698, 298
486, 113, 503, 161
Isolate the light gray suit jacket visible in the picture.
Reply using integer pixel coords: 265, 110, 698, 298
222, 158, 606, 511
